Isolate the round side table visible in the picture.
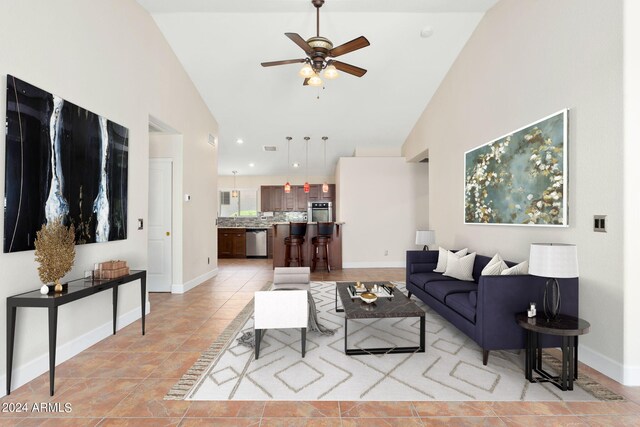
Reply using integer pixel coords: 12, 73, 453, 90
516, 313, 590, 391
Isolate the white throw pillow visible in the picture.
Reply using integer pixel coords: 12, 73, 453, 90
481, 253, 507, 276
443, 252, 477, 281
434, 247, 468, 273
501, 261, 529, 275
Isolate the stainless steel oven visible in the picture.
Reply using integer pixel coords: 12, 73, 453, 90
308, 202, 332, 223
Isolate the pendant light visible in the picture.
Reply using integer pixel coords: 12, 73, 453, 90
284, 137, 292, 193
322, 136, 329, 193
304, 136, 310, 193
231, 171, 238, 198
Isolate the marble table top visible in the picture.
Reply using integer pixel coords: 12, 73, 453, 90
336, 281, 425, 320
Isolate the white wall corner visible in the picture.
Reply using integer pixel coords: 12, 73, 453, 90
579, 343, 625, 385
0, 304, 150, 398
171, 267, 218, 294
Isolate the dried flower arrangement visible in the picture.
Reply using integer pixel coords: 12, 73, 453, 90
34, 218, 76, 292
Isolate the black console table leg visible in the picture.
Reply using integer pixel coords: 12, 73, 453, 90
112, 286, 119, 335
574, 336, 579, 380
6, 305, 16, 395
140, 276, 146, 335
301, 328, 306, 357
48, 306, 58, 396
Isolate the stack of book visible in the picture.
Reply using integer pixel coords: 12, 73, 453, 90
95, 260, 130, 279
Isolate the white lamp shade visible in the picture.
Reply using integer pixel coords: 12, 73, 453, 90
528, 243, 579, 278
415, 230, 436, 246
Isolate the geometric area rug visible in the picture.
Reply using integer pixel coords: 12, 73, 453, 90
166, 282, 622, 402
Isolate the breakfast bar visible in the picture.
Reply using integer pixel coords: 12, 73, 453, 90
272, 222, 344, 269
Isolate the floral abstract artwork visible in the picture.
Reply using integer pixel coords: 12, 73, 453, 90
464, 110, 568, 226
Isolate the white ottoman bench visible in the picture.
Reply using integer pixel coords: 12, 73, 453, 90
254, 289, 308, 359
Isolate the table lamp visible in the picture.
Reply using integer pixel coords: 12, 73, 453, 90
415, 230, 436, 251
528, 243, 579, 320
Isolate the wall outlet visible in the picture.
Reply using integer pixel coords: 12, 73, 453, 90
184, 194, 191, 202
594, 215, 607, 232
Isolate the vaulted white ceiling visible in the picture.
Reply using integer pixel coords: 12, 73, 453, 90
138, 0, 497, 177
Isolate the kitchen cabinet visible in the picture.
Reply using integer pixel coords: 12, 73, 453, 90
260, 186, 284, 212
218, 228, 246, 258
294, 186, 308, 211
308, 184, 320, 201
320, 184, 335, 201
260, 184, 333, 213
260, 186, 271, 212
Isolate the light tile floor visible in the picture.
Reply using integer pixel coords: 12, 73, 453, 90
1, 259, 639, 426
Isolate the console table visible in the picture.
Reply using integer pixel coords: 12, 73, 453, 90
6, 270, 147, 396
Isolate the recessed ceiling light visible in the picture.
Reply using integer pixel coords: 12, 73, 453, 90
292, 162, 300, 168
236, 138, 244, 144
249, 163, 255, 167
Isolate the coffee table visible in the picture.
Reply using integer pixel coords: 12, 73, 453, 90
336, 281, 426, 355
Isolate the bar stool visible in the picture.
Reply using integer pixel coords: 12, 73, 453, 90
312, 222, 334, 272
285, 222, 307, 267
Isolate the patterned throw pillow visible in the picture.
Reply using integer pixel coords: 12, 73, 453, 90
434, 247, 468, 273
501, 260, 529, 275
443, 252, 477, 281
481, 253, 508, 276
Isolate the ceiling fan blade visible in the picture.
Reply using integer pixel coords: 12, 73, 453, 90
261, 59, 306, 67
285, 33, 314, 55
303, 78, 310, 86
329, 36, 370, 58
332, 60, 367, 77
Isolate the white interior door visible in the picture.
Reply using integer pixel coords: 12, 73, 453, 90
148, 159, 172, 292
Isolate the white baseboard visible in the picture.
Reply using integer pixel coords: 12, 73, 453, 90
624, 364, 640, 386
171, 267, 218, 294
343, 261, 405, 268
579, 343, 626, 385
0, 303, 150, 398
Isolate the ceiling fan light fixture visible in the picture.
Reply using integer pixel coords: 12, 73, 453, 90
308, 74, 323, 87
323, 64, 339, 79
299, 63, 314, 78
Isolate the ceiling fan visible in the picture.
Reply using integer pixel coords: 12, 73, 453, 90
261, 0, 370, 86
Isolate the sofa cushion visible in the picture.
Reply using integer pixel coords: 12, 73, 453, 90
443, 252, 476, 281
409, 272, 458, 291
424, 280, 478, 304
501, 260, 529, 275
446, 292, 477, 323
469, 291, 477, 308
434, 247, 468, 273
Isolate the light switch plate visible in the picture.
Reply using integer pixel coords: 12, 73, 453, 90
594, 215, 606, 232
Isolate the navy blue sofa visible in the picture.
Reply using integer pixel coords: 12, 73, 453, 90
405, 250, 579, 365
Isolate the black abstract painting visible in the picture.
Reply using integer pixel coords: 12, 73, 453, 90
4, 75, 128, 253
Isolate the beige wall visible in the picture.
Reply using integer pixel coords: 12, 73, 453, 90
404, 0, 625, 381
0, 0, 218, 391
623, 0, 640, 385
337, 157, 428, 267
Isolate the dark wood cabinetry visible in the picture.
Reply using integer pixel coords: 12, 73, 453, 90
218, 228, 246, 258
260, 184, 334, 213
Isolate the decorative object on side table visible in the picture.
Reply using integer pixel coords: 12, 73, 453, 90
415, 230, 435, 250
529, 243, 579, 320
34, 218, 76, 293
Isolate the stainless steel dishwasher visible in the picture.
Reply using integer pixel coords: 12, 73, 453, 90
245, 228, 267, 257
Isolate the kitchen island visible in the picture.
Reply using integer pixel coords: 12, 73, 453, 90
272, 222, 344, 269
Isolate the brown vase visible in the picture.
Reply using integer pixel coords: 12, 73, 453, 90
54, 279, 63, 293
